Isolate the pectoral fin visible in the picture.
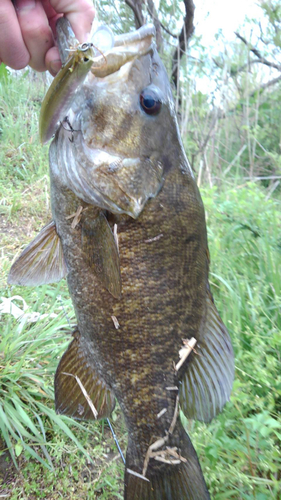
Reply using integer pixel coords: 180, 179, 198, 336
8, 221, 67, 286
55, 331, 115, 420
179, 292, 234, 423
82, 212, 121, 299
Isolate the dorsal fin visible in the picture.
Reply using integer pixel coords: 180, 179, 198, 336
179, 291, 234, 423
8, 221, 67, 286
55, 331, 115, 420
82, 212, 121, 299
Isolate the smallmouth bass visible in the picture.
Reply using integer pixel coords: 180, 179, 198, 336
9, 19, 234, 500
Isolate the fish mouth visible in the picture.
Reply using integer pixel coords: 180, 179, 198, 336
90, 24, 156, 79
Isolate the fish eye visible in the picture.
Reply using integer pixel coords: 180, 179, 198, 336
140, 88, 162, 116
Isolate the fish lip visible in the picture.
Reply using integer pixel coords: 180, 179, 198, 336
113, 24, 156, 47
90, 24, 156, 79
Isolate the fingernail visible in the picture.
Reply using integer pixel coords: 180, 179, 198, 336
49, 59, 62, 76
14, 0, 36, 11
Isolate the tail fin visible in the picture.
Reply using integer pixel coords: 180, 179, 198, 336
124, 424, 210, 500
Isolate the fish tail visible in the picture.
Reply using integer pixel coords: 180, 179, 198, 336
124, 423, 210, 500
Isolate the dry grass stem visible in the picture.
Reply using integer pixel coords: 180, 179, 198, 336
66, 206, 88, 228
168, 395, 179, 435
154, 456, 181, 465
62, 372, 98, 418
113, 224, 119, 252
156, 408, 167, 419
111, 315, 120, 329
144, 234, 163, 243
175, 337, 197, 371
142, 395, 180, 476
126, 468, 150, 482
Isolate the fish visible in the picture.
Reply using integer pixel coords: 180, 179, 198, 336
8, 18, 234, 500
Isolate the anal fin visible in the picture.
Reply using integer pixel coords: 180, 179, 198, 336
8, 221, 67, 286
180, 291, 234, 423
55, 331, 115, 420
82, 212, 121, 299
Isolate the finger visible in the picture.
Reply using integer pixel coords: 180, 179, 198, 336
50, 0, 95, 42
45, 45, 61, 75
41, 0, 61, 35
16, 0, 54, 72
0, 0, 30, 69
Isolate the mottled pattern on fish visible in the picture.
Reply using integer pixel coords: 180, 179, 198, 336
50, 158, 206, 446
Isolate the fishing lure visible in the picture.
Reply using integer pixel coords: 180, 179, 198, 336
39, 23, 114, 144
39, 42, 95, 144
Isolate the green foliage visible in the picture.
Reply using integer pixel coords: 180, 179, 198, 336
0, 70, 48, 186
96, 0, 135, 35
189, 182, 281, 499
260, 0, 281, 50
0, 284, 96, 468
0, 63, 10, 83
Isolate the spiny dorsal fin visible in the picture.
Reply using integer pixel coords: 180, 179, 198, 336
179, 291, 234, 423
8, 221, 67, 286
82, 212, 121, 299
55, 331, 115, 420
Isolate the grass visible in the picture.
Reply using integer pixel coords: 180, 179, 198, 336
0, 67, 280, 499
188, 183, 281, 499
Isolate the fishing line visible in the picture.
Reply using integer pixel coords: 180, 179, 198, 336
57, 294, 126, 464
106, 418, 126, 465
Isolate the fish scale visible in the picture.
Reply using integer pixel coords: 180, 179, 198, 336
50, 162, 204, 458
8, 19, 235, 500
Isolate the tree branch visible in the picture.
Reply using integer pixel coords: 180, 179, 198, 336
124, 0, 164, 50
125, 0, 144, 29
249, 74, 281, 97
192, 110, 219, 160
146, 2, 177, 40
212, 57, 271, 76
235, 31, 281, 71
171, 0, 195, 93
146, 0, 163, 50
230, 59, 264, 76
215, 74, 281, 121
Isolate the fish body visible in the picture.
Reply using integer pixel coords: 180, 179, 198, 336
9, 20, 234, 500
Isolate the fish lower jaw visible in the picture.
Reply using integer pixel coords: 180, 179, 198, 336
77, 144, 164, 217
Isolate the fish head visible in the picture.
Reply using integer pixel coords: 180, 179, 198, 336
54, 25, 190, 218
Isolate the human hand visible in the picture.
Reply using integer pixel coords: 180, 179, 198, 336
0, 0, 95, 75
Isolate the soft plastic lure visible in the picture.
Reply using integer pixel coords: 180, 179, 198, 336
39, 42, 95, 144
39, 22, 115, 144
